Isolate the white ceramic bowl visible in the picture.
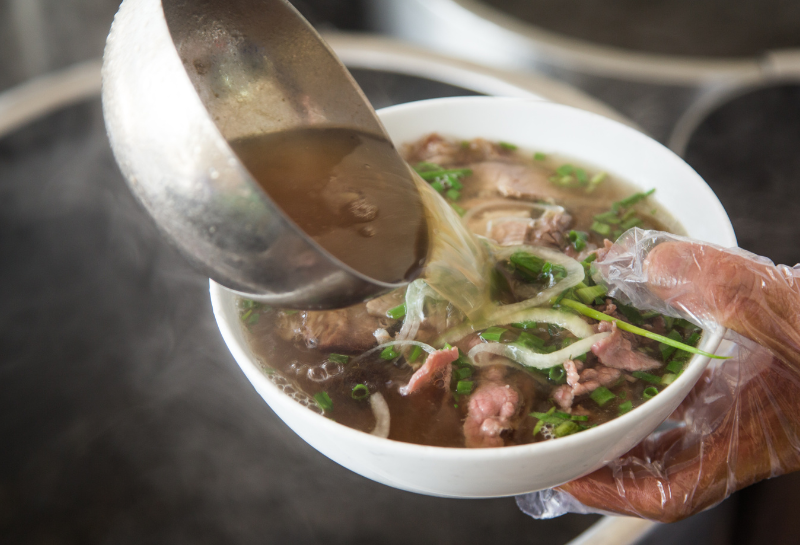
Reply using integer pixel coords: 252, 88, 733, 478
210, 97, 737, 498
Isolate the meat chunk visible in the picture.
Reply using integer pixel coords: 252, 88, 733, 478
402, 134, 511, 166
592, 322, 661, 372
280, 305, 393, 354
470, 162, 556, 202
527, 209, 572, 248
488, 218, 531, 246
401, 347, 459, 395
464, 374, 521, 448
553, 360, 622, 410
365, 289, 405, 318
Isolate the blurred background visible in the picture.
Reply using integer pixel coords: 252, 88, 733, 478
1, 0, 799, 543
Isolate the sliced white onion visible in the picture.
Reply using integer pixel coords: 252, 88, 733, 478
396, 279, 443, 341
369, 392, 390, 439
438, 307, 595, 346
489, 245, 585, 319
353, 340, 436, 363
468, 332, 611, 370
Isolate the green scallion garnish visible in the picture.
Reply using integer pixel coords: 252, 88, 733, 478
590, 386, 616, 407
666, 359, 685, 374
511, 320, 537, 330
351, 384, 370, 400
642, 386, 659, 400
380, 345, 400, 360
549, 365, 566, 383
386, 303, 406, 320
456, 380, 474, 395
557, 299, 728, 360
480, 326, 507, 342
314, 392, 333, 412
661, 330, 682, 361
612, 188, 655, 212
590, 221, 611, 236
554, 421, 581, 437
499, 141, 518, 151
534, 152, 547, 161
632, 371, 662, 384
568, 230, 588, 251
446, 188, 461, 201
575, 284, 608, 305
408, 345, 423, 364
618, 400, 633, 415
456, 367, 473, 380
328, 353, 349, 365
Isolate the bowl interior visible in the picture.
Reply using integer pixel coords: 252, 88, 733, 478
211, 97, 737, 496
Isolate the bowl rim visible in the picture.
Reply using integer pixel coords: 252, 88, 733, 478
211, 96, 736, 463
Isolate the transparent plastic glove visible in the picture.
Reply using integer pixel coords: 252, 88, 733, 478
517, 230, 800, 523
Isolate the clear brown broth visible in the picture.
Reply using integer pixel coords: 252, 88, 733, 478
231, 127, 429, 284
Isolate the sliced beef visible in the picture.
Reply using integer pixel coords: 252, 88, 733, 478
470, 161, 557, 202
402, 134, 512, 166
527, 208, 572, 248
464, 368, 521, 448
284, 305, 394, 354
553, 359, 622, 410
401, 347, 459, 395
488, 218, 531, 246
591, 322, 661, 372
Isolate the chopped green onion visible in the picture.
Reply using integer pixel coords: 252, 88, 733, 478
661, 373, 677, 385
570, 414, 589, 421
533, 419, 545, 436
613, 188, 655, 212
407, 345, 423, 364
456, 367, 473, 380
499, 141, 518, 150
329, 353, 350, 365
511, 320, 537, 330
430, 180, 444, 192
575, 285, 608, 305
666, 359, 685, 374
590, 221, 611, 236
509, 251, 545, 279
415, 161, 441, 172
450, 203, 467, 216
416, 168, 472, 181
568, 230, 589, 251
480, 326, 507, 342
575, 168, 589, 186
534, 152, 547, 161
556, 164, 574, 176
456, 380, 474, 395
554, 421, 581, 437
590, 386, 616, 407
515, 331, 546, 350
246, 312, 259, 325
582, 253, 598, 265
351, 384, 370, 400
632, 371, 662, 384
587, 172, 606, 193
380, 345, 400, 360
642, 386, 659, 400
549, 365, 567, 383
314, 392, 333, 412
621, 217, 642, 230
241, 309, 252, 322
558, 299, 727, 359
661, 330, 682, 361
446, 188, 461, 201
386, 303, 406, 320
594, 210, 621, 224
618, 400, 633, 415
448, 178, 463, 190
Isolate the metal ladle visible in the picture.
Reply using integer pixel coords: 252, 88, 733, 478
102, 0, 419, 309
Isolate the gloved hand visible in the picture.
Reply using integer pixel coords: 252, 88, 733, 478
517, 230, 800, 523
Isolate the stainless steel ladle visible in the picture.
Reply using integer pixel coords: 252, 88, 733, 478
102, 0, 417, 309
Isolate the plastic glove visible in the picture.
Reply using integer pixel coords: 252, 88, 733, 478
517, 230, 800, 523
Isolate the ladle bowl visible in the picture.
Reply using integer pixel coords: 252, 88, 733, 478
102, 0, 410, 309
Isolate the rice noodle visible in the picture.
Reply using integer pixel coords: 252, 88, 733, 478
353, 340, 436, 363
369, 392, 390, 438
468, 332, 611, 370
